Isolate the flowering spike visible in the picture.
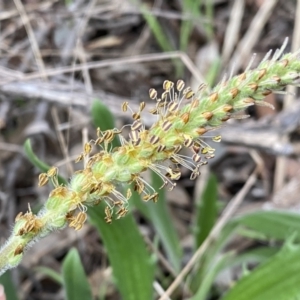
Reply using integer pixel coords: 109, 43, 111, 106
1, 44, 300, 276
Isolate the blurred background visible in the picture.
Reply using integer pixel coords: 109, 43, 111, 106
0, 0, 300, 299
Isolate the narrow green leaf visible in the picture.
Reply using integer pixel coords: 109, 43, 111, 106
62, 248, 93, 300
203, 0, 214, 39
190, 220, 239, 292
91, 99, 155, 299
23, 139, 67, 185
133, 172, 182, 272
191, 252, 234, 300
141, 5, 174, 53
88, 204, 155, 300
205, 58, 221, 87
223, 242, 300, 300
192, 246, 279, 300
236, 210, 300, 241
223, 247, 279, 271
194, 173, 218, 248
91, 99, 121, 149
36, 266, 63, 285
0, 271, 19, 300
140, 5, 184, 76
180, 0, 201, 51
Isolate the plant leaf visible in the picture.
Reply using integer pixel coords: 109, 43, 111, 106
132, 172, 182, 272
62, 248, 93, 300
191, 252, 234, 300
36, 266, 63, 285
91, 99, 120, 149
88, 204, 155, 300
194, 173, 218, 248
0, 271, 19, 300
90, 101, 155, 299
236, 210, 300, 241
141, 5, 174, 53
223, 242, 300, 300
23, 139, 67, 185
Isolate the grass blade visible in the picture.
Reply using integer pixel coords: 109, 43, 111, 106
141, 5, 174, 53
36, 266, 63, 285
223, 241, 300, 300
91, 100, 121, 148
236, 210, 300, 241
191, 252, 234, 300
88, 204, 155, 300
90, 100, 155, 299
194, 173, 218, 248
133, 172, 182, 272
0, 271, 19, 300
23, 139, 67, 185
62, 248, 93, 300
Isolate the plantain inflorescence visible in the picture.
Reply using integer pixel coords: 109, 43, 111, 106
0, 42, 300, 276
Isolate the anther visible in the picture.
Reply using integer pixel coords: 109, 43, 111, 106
149, 135, 160, 145
149, 108, 159, 115
47, 166, 58, 178
122, 101, 129, 112
139, 102, 146, 111
262, 89, 272, 96
181, 112, 190, 124
38, 173, 49, 187
84, 142, 92, 155
197, 83, 207, 92
230, 88, 239, 99
14, 244, 24, 256
248, 83, 258, 91
168, 102, 179, 113
75, 153, 84, 163
103, 131, 114, 143
183, 135, 193, 148
280, 58, 289, 68
202, 111, 213, 120
131, 120, 143, 131
132, 112, 141, 120
129, 131, 140, 145
104, 206, 112, 224
192, 154, 201, 163
15, 212, 23, 222
272, 75, 281, 83
166, 168, 181, 180
173, 145, 182, 154
149, 88, 157, 99
196, 127, 207, 135
237, 72, 246, 82
258, 68, 267, 80
192, 143, 201, 154
162, 120, 172, 131
191, 99, 200, 109
212, 135, 222, 142
243, 97, 255, 104
209, 92, 218, 102
157, 145, 166, 152
185, 89, 195, 99
176, 79, 185, 91
223, 104, 233, 112
163, 80, 174, 90
221, 116, 230, 122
